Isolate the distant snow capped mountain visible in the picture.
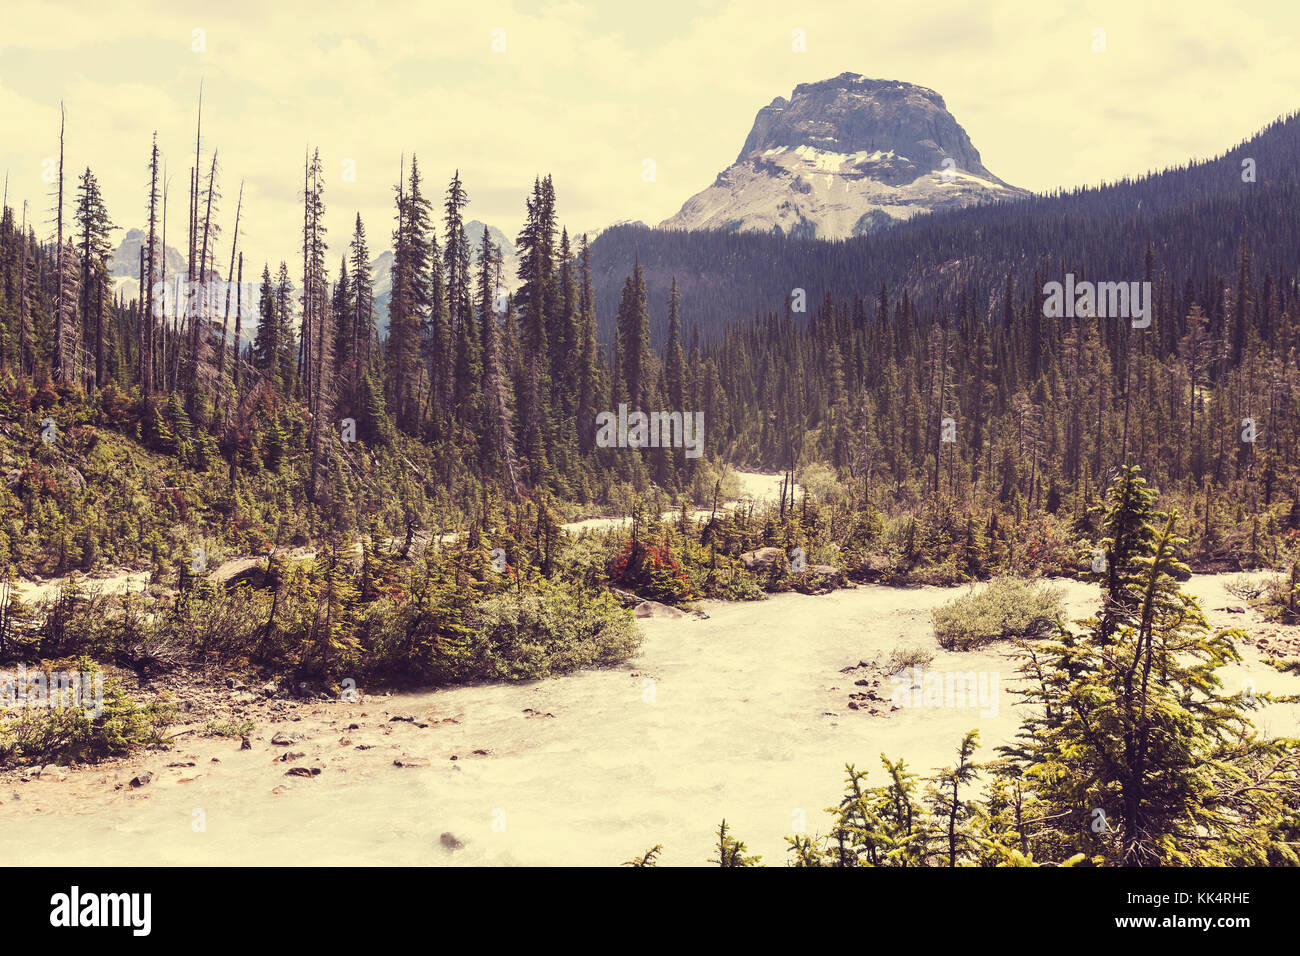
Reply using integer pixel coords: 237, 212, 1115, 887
106, 228, 188, 302
370, 219, 519, 327
110, 220, 521, 330
660, 73, 1026, 239
464, 219, 515, 263
107, 227, 188, 279
463, 219, 520, 292
369, 249, 395, 318
580, 219, 648, 244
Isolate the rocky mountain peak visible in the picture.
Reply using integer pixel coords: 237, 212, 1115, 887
661, 73, 1024, 239
736, 73, 995, 180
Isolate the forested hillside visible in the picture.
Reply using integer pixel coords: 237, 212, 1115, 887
590, 110, 1300, 350
0, 103, 1297, 586
0, 124, 728, 581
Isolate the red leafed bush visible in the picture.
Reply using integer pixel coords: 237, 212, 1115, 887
19, 463, 66, 499
610, 537, 692, 604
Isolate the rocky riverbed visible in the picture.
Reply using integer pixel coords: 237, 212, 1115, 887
1, 568, 1296, 866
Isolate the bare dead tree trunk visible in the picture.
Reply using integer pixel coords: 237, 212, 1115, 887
217, 179, 243, 385
158, 168, 169, 392
185, 82, 202, 371
1120, 328, 1134, 465
184, 164, 196, 377
309, 282, 335, 503
53, 102, 69, 382
191, 149, 218, 381
935, 323, 949, 495
232, 252, 243, 399
94, 265, 104, 387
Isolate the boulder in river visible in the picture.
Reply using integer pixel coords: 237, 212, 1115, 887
634, 600, 685, 619
608, 587, 641, 607
854, 554, 892, 581
740, 546, 785, 571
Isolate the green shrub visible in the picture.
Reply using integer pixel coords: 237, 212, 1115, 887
204, 718, 256, 738
0, 657, 174, 766
470, 580, 639, 680
796, 462, 843, 504
688, 461, 741, 507
932, 578, 1063, 650
887, 645, 935, 670
1231, 563, 1300, 624
704, 569, 766, 602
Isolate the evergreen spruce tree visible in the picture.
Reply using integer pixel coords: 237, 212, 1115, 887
999, 465, 1290, 865
73, 168, 116, 390
387, 156, 432, 433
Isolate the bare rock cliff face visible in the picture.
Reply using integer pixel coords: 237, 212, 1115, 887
661, 72, 1026, 239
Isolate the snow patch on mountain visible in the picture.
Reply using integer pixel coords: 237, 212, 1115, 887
106, 228, 188, 303
661, 73, 1026, 239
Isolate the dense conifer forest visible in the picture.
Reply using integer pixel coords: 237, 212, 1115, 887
2, 96, 1298, 870
0, 100, 1297, 643
4, 109, 1297, 578
592, 111, 1300, 344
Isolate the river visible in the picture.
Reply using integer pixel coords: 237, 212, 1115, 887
2, 560, 1296, 866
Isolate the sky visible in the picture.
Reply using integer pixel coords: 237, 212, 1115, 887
2, 0, 1299, 275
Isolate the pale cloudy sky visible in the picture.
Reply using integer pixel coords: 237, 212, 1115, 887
2, 0, 1298, 274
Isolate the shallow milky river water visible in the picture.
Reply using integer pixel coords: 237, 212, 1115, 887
2, 475, 1298, 866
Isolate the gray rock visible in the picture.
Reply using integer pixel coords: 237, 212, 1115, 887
608, 587, 641, 607
662, 73, 1025, 240
393, 757, 430, 767
634, 600, 685, 619
740, 546, 785, 571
